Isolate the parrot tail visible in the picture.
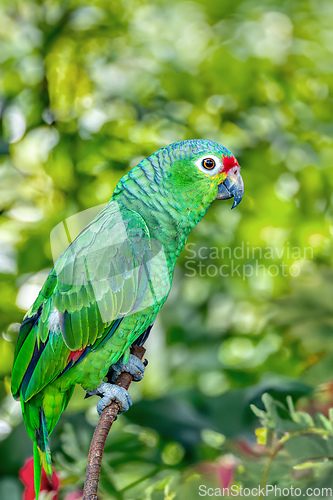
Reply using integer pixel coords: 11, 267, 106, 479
21, 387, 75, 499
33, 407, 53, 499
22, 400, 54, 499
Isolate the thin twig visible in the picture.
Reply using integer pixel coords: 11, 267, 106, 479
259, 427, 332, 499
83, 345, 146, 500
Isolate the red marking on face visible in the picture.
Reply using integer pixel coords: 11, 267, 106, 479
67, 348, 85, 364
222, 155, 238, 173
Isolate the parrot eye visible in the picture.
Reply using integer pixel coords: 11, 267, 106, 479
202, 158, 216, 170
195, 153, 221, 174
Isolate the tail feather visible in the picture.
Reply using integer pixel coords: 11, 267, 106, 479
33, 440, 42, 500
36, 407, 53, 479
20, 388, 75, 499
22, 400, 53, 499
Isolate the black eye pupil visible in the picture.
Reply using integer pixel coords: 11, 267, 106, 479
202, 158, 215, 169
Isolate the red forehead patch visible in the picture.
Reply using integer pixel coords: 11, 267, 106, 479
222, 155, 238, 172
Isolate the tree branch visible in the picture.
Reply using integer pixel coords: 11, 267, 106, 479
83, 345, 146, 500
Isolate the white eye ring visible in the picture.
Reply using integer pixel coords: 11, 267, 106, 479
195, 154, 222, 175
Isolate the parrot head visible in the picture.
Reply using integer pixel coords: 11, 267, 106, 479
148, 139, 244, 212
142, 139, 244, 218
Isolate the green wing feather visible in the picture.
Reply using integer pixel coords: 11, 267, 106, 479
11, 203, 160, 401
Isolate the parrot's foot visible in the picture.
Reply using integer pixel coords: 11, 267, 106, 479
110, 354, 147, 383
86, 381, 132, 415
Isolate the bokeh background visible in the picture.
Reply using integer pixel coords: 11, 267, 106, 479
1, 0, 333, 498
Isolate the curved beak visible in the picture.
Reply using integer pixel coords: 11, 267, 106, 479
216, 170, 244, 209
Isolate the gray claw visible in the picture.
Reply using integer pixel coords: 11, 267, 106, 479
86, 381, 132, 415
111, 354, 146, 383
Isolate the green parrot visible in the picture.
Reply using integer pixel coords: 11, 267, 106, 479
11, 139, 244, 497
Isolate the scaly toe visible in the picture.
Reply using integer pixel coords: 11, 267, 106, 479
111, 354, 146, 383
88, 381, 132, 415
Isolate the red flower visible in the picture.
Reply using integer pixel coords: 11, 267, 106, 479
64, 491, 83, 500
237, 438, 266, 457
198, 454, 239, 491
216, 455, 238, 490
19, 457, 60, 500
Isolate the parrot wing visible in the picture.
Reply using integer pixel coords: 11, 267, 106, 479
11, 202, 170, 401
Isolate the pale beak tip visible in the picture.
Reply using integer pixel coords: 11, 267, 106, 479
231, 195, 242, 209
217, 172, 244, 208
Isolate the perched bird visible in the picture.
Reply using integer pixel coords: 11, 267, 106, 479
11, 139, 244, 497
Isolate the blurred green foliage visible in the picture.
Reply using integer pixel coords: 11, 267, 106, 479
0, 0, 333, 498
